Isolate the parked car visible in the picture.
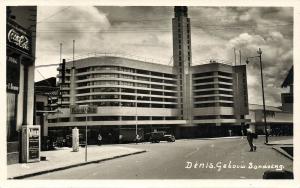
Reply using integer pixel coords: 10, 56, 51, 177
149, 131, 175, 143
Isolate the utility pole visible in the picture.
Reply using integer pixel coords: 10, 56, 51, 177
85, 106, 88, 162
257, 48, 268, 143
234, 48, 236, 66
239, 50, 242, 65
135, 94, 138, 144
72, 40, 75, 67
246, 48, 268, 143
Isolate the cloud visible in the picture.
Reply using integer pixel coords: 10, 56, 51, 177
36, 6, 112, 80
35, 6, 293, 107
227, 31, 292, 106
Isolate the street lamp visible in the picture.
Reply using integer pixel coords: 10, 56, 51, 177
246, 48, 268, 143
79, 105, 89, 162
135, 95, 138, 144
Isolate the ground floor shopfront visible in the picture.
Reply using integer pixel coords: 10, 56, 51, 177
254, 123, 293, 136
45, 122, 249, 149
47, 124, 177, 147
6, 17, 36, 164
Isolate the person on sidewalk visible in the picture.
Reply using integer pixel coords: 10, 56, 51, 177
246, 128, 256, 152
97, 133, 102, 146
135, 134, 140, 144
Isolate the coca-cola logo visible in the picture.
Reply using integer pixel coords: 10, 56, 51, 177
8, 29, 29, 51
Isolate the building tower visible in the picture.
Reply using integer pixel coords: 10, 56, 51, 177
172, 6, 193, 126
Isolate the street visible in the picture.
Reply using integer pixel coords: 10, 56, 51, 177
28, 137, 292, 179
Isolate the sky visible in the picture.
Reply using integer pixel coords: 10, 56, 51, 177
35, 6, 293, 107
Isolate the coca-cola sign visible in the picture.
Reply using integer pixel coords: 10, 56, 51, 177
7, 19, 32, 55
8, 29, 29, 50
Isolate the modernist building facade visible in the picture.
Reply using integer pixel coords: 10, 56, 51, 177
47, 56, 249, 142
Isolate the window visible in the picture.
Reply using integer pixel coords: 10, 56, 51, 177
137, 96, 150, 101
194, 90, 216, 95
77, 75, 87, 80
92, 73, 118, 78
193, 72, 214, 78
165, 98, 176, 103
218, 77, 232, 83
92, 95, 119, 100
218, 84, 232, 89
194, 97, 217, 102
219, 96, 233, 101
137, 76, 150, 81
194, 84, 215, 90
165, 104, 177, 108
94, 102, 120, 106
120, 67, 134, 73
77, 83, 88, 87
121, 95, 135, 100
218, 71, 232, 77
194, 78, 214, 84
136, 69, 149, 75
151, 97, 163, 102
120, 81, 134, 86
137, 83, 149, 88
77, 96, 88, 101
165, 86, 176, 91
219, 103, 233, 107
194, 103, 216, 108
137, 89, 150, 94
77, 89, 89, 94
93, 81, 118, 86
152, 116, 164, 120
151, 91, 163, 95
121, 88, 135, 93
120, 74, 134, 79
219, 90, 233, 95
151, 84, 163, 89
93, 87, 119, 92
152, 104, 163, 108
122, 116, 135, 120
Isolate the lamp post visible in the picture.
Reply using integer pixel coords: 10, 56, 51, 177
85, 107, 88, 162
135, 95, 138, 144
80, 105, 89, 162
246, 48, 268, 143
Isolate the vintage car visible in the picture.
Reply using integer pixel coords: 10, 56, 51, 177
148, 131, 175, 143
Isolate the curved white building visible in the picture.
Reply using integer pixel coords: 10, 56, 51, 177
47, 55, 249, 143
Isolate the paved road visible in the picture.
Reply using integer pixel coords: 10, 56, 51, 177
29, 137, 292, 179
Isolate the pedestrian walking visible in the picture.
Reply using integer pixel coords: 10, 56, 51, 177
135, 134, 140, 144
97, 133, 102, 146
246, 128, 256, 152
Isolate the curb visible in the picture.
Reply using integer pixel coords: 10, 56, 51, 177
180, 136, 242, 141
265, 143, 293, 146
9, 150, 146, 179
272, 146, 293, 160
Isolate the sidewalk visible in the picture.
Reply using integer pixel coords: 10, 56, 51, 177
266, 138, 293, 145
266, 137, 293, 160
7, 145, 146, 179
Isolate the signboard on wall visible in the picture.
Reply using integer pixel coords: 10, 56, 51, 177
6, 55, 20, 93
7, 19, 32, 56
70, 105, 97, 114
22, 125, 40, 163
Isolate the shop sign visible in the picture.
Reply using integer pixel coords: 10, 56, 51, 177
22, 126, 40, 163
70, 105, 97, 114
7, 19, 32, 55
6, 55, 20, 93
